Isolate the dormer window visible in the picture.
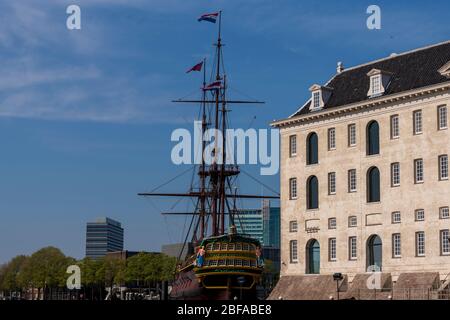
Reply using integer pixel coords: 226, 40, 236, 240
309, 84, 333, 111
371, 75, 381, 95
438, 61, 450, 78
367, 69, 393, 98
313, 91, 320, 108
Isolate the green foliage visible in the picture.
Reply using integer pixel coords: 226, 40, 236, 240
126, 252, 176, 283
0, 255, 29, 291
19, 247, 72, 289
79, 257, 102, 287
0, 248, 177, 295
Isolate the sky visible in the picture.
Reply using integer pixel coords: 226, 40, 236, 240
0, 0, 449, 264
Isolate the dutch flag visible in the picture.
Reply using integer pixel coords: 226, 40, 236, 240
203, 81, 222, 91
198, 12, 219, 23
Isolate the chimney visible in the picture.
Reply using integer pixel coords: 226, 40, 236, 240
337, 61, 344, 74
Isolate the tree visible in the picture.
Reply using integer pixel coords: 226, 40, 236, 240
1, 255, 29, 297
159, 254, 177, 281
100, 256, 126, 299
126, 252, 149, 289
19, 247, 72, 300
0, 264, 6, 293
78, 257, 98, 300
125, 253, 176, 292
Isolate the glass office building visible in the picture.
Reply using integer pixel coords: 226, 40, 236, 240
263, 201, 281, 249
235, 208, 264, 244
235, 201, 280, 248
85, 217, 124, 259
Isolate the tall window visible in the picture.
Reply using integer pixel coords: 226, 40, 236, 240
391, 115, 399, 139
289, 178, 297, 199
440, 207, 450, 219
366, 121, 380, 155
413, 110, 422, 134
348, 169, 357, 192
391, 162, 400, 186
348, 124, 356, 146
439, 155, 448, 180
348, 216, 357, 227
306, 132, 318, 165
392, 233, 401, 258
349, 237, 357, 260
290, 240, 298, 262
371, 75, 381, 95
328, 172, 336, 195
414, 159, 424, 183
289, 135, 297, 157
328, 218, 337, 229
438, 105, 448, 130
328, 128, 336, 150
416, 232, 425, 257
313, 91, 320, 109
415, 209, 425, 221
392, 211, 401, 224
307, 176, 319, 209
367, 167, 380, 202
289, 221, 298, 232
440, 230, 450, 255
329, 238, 337, 261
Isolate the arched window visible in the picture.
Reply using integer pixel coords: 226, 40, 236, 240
367, 167, 380, 202
307, 175, 319, 209
366, 121, 379, 155
367, 235, 382, 271
306, 239, 320, 274
306, 132, 318, 164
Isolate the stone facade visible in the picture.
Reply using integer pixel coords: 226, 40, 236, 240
273, 41, 450, 282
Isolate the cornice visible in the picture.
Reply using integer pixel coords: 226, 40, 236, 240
271, 81, 450, 128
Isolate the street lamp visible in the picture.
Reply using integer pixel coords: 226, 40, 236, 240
333, 273, 343, 300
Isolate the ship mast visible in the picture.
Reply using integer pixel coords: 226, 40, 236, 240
212, 11, 222, 237
138, 11, 278, 245
199, 57, 207, 240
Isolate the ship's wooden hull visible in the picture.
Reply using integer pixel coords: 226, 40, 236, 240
170, 235, 263, 300
170, 268, 258, 300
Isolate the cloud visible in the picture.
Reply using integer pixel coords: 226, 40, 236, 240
0, 63, 101, 91
0, 77, 185, 123
0, 1, 197, 124
2, 0, 446, 124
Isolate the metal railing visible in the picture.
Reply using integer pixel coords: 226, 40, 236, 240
349, 288, 450, 300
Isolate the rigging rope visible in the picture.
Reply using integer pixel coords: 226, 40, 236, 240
147, 166, 194, 193
240, 168, 280, 196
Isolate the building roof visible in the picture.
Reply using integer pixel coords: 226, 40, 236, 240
292, 40, 450, 117
88, 217, 122, 227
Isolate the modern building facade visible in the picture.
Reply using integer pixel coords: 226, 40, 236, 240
236, 202, 281, 273
235, 201, 280, 248
105, 250, 156, 260
263, 200, 281, 248
272, 41, 450, 283
235, 208, 264, 244
85, 217, 124, 259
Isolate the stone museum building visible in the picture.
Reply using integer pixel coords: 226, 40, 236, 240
270, 40, 450, 299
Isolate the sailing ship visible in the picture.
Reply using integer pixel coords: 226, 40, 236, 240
139, 11, 279, 300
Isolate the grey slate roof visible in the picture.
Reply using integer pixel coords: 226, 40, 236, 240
293, 41, 450, 117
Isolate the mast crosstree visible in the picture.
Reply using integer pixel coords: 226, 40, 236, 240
138, 11, 278, 242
